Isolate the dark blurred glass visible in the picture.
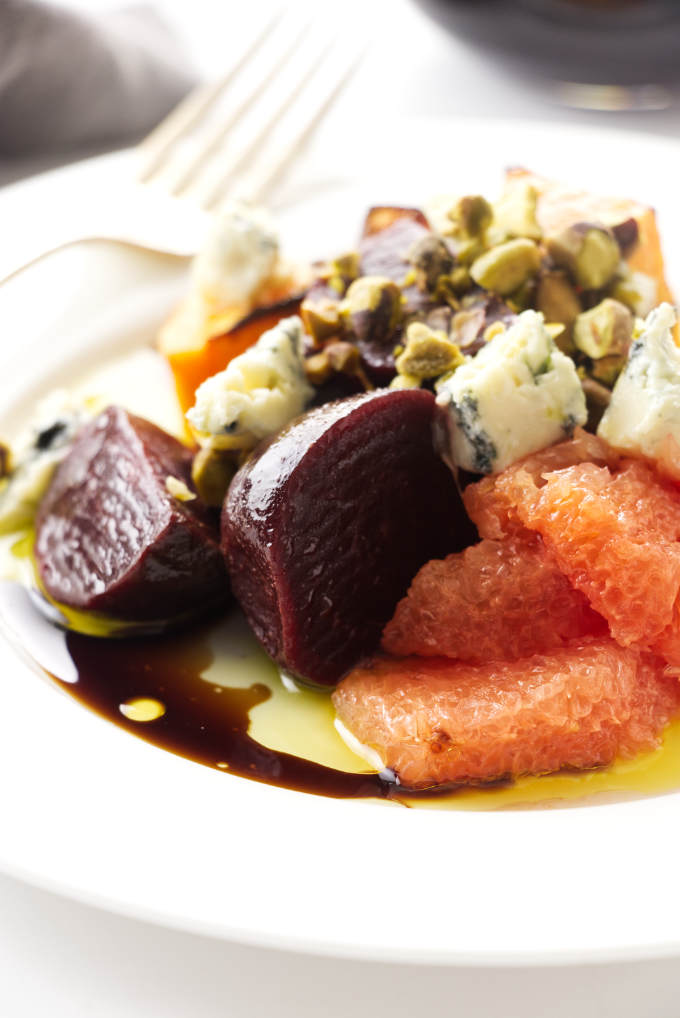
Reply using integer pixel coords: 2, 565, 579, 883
412, 0, 680, 89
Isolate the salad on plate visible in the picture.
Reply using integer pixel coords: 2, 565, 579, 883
2, 166, 680, 807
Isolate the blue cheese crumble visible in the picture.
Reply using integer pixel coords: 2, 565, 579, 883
186, 316, 313, 451
435, 309, 586, 474
0, 390, 92, 534
598, 303, 680, 466
191, 201, 279, 314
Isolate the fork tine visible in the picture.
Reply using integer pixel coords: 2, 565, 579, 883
237, 45, 367, 209
193, 39, 336, 211
136, 9, 283, 185
166, 18, 313, 199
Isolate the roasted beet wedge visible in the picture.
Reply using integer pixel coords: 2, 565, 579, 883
222, 389, 474, 686
35, 406, 228, 627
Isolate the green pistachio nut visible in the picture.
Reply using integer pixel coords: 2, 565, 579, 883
389, 372, 421, 390
470, 238, 541, 296
534, 270, 582, 352
492, 182, 542, 242
408, 234, 455, 292
452, 195, 493, 238
448, 265, 473, 295
322, 251, 361, 297
191, 447, 237, 508
573, 297, 633, 360
340, 275, 402, 344
590, 353, 627, 388
394, 322, 464, 382
546, 222, 620, 291
300, 297, 341, 346
581, 376, 612, 431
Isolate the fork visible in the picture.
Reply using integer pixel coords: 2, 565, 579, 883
0, 11, 364, 285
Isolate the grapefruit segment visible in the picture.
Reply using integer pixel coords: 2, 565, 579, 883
333, 638, 680, 790
382, 534, 606, 663
508, 458, 680, 647
464, 428, 618, 540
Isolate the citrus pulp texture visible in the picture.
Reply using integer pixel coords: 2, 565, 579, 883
333, 638, 680, 789
382, 534, 606, 662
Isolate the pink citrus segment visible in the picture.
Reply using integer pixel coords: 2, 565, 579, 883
464, 428, 619, 540
507, 458, 680, 647
382, 535, 606, 662
333, 638, 680, 790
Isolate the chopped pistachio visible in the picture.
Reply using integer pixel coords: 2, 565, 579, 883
545, 322, 566, 344
546, 222, 620, 290
454, 195, 493, 238
492, 181, 541, 241
394, 322, 464, 382
304, 350, 334, 386
507, 276, 537, 312
573, 298, 633, 360
423, 305, 453, 334
483, 321, 506, 343
191, 447, 236, 507
448, 265, 473, 295
470, 238, 541, 296
450, 293, 516, 355
408, 234, 455, 292
340, 275, 401, 344
446, 196, 493, 265
534, 270, 582, 353
581, 376, 612, 431
300, 297, 341, 346
389, 372, 421, 390
590, 352, 627, 387
320, 251, 361, 297
305, 341, 372, 390
165, 476, 197, 502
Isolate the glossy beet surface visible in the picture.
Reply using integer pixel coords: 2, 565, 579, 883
35, 406, 228, 624
222, 389, 475, 686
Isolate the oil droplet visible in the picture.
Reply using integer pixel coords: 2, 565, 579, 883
119, 697, 166, 723
216, 761, 229, 769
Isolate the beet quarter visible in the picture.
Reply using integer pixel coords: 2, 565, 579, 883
222, 389, 474, 686
35, 406, 228, 627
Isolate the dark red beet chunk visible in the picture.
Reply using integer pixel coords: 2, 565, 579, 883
35, 406, 228, 625
222, 389, 475, 686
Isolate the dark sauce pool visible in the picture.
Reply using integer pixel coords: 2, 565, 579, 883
2, 579, 492, 803
3, 578, 680, 810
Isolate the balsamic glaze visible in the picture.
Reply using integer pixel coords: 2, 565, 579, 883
63, 625, 394, 800
1, 581, 398, 800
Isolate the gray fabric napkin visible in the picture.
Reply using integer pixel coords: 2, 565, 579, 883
0, 0, 196, 155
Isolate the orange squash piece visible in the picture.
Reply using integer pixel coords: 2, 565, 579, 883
159, 292, 303, 413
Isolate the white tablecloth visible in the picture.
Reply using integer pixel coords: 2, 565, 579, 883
2, 1, 680, 1014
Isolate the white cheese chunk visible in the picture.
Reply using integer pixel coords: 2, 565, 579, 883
186, 316, 313, 451
435, 309, 586, 474
598, 302, 680, 470
191, 200, 279, 313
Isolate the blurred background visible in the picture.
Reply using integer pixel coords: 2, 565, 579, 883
2, 0, 680, 189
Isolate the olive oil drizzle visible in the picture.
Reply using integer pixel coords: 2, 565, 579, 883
62, 624, 393, 800
4, 577, 680, 809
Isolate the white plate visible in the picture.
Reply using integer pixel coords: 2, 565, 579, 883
2, 117, 680, 967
